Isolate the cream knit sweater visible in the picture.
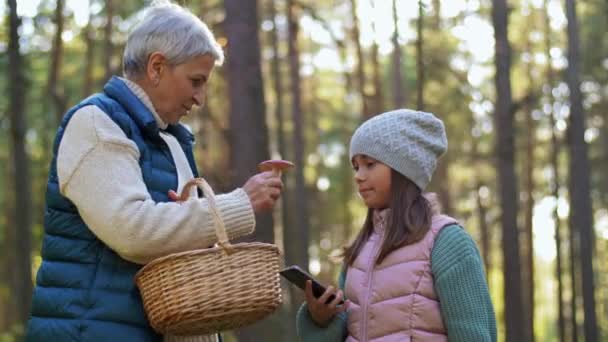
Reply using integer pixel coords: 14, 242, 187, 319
57, 78, 255, 342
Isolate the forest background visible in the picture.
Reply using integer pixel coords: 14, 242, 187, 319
1, 0, 607, 341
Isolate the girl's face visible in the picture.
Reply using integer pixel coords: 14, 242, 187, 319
352, 154, 392, 209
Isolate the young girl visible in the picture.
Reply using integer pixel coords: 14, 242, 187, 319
296, 109, 496, 341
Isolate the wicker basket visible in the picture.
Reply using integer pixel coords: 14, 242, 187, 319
135, 178, 282, 336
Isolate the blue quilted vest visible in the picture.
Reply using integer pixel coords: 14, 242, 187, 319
26, 77, 200, 341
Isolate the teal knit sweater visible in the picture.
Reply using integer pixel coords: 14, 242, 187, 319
296, 225, 497, 342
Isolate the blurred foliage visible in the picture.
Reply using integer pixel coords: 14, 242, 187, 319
0, 0, 607, 340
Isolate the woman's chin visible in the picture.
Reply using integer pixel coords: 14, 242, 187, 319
165, 113, 184, 125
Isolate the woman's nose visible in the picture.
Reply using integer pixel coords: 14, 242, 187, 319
193, 92, 204, 106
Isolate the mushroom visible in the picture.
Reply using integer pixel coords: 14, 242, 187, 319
257, 159, 295, 176
168, 160, 294, 203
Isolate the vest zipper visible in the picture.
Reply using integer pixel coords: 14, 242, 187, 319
360, 224, 384, 342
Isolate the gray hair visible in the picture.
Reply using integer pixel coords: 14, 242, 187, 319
123, 0, 224, 79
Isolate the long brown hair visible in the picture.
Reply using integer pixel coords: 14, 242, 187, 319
343, 169, 437, 266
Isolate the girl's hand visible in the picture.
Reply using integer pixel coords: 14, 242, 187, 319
304, 280, 349, 327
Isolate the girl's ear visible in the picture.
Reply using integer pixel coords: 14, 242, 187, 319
146, 52, 167, 84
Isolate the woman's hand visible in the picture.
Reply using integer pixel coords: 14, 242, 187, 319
242, 171, 283, 213
304, 280, 349, 327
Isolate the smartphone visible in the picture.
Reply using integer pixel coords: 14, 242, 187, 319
280, 265, 344, 305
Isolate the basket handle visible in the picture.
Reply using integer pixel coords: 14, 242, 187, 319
178, 178, 234, 254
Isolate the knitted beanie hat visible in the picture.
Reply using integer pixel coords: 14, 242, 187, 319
349, 109, 447, 190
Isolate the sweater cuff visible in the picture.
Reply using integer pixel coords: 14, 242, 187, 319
212, 188, 255, 240
296, 303, 347, 341
164, 334, 218, 342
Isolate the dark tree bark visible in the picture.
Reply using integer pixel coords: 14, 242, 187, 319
470, 125, 491, 284
0, 167, 13, 332
522, 54, 536, 342
103, 0, 114, 82
416, 0, 424, 111
564, 0, 598, 340
543, 2, 566, 340
349, 0, 370, 118
336, 23, 355, 242
49, 0, 67, 125
569, 210, 580, 342
197, 103, 233, 192
432, 0, 441, 29
491, 0, 526, 341
83, 1, 95, 97
196, 1, 232, 193
224, 1, 278, 340
6, 0, 33, 333
434, 159, 452, 215
285, 0, 309, 274
224, 0, 273, 242
269, 1, 297, 339
269, 0, 291, 249
369, 0, 383, 114
391, 0, 405, 108
476, 181, 491, 283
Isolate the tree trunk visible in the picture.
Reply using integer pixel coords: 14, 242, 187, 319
285, 0, 309, 273
0, 264, 4, 331
103, 0, 114, 83
192, 0, 208, 180
491, 0, 526, 341
519, 31, 537, 341
349, 0, 370, 118
197, 2, 232, 193
544, 1, 565, 338
553, 157, 566, 342
470, 126, 491, 284
49, 0, 67, 125
476, 181, 491, 283
603, 129, 608, 211
83, 1, 95, 97
7, 0, 33, 333
425, 3, 449, 214
369, 0, 383, 114
269, 0, 291, 247
305, 47, 323, 251
432, 0, 441, 29
569, 217, 580, 342
522, 72, 536, 342
416, 0, 424, 111
391, 0, 405, 108
434, 159, 452, 215
564, 0, 598, 340
224, 1, 280, 340
337, 26, 355, 243
0, 164, 12, 332
198, 102, 232, 192
224, 0, 273, 240
269, 1, 296, 339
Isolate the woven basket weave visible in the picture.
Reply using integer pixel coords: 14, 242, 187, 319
135, 178, 282, 336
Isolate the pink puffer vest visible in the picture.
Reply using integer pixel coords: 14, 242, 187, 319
345, 211, 458, 342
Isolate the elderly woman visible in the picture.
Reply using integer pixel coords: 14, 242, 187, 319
25, 2, 281, 341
